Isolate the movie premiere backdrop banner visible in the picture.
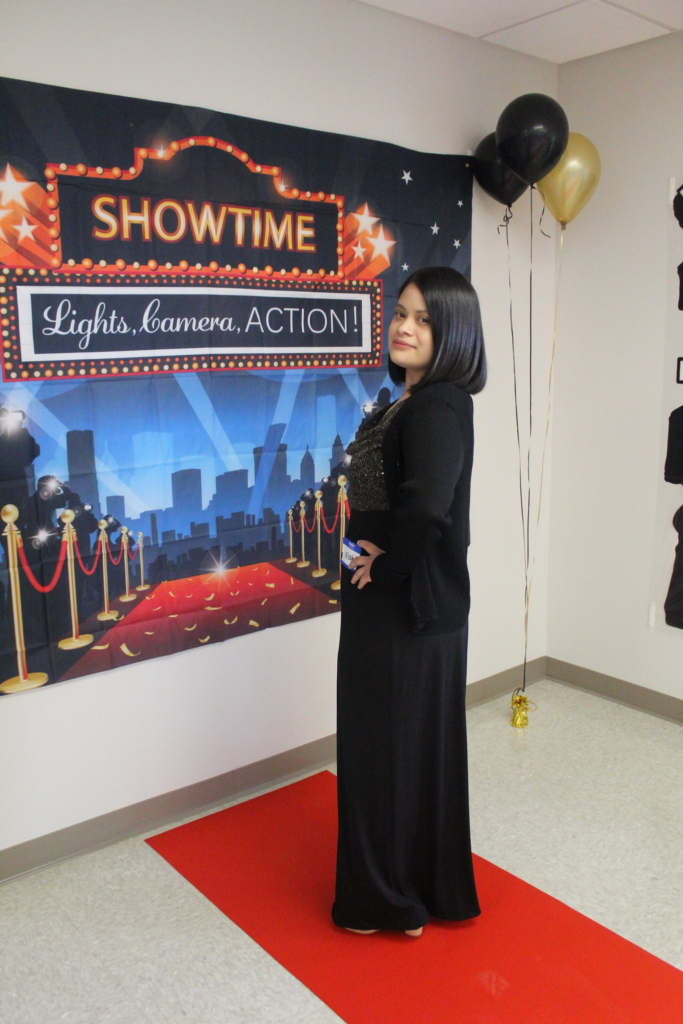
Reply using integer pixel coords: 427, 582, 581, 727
0, 76, 471, 694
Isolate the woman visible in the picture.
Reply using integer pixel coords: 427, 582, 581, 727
332, 265, 486, 937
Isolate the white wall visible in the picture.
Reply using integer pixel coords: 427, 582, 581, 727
551, 32, 683, 699
0, 0, 557, 850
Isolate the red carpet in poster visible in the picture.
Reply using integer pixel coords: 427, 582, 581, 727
60, 560, 338, 681
147, 771, 683, 1024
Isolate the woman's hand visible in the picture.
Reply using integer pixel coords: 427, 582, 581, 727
349, 539, 385, 589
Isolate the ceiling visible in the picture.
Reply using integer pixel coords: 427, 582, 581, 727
356, 0, 683, 62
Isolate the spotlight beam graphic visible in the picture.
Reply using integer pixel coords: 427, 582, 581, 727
272, 369, 306, 444
248, 369, 305, 517
174, 373, 244, 473
336, 368, 372, 409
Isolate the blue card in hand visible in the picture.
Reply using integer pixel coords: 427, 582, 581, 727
340, 537, 362, 569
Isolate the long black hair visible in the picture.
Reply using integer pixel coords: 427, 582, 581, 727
388, 266, 487, 395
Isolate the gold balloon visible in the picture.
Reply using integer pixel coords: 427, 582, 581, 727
536, 132, 601, 227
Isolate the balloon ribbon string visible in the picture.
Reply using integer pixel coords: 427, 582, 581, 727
497, 205, 513, 234
536, 186, 552, 239
523, 187, 535, 689
505, 206, 528, 621
523, 223, 565, 689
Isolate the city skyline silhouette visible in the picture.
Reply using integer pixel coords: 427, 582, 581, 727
0, 367, 394, 581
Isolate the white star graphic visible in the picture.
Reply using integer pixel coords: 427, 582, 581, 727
401, 263, 409, 271
0, 166, 32, 210
352, 239, 366, 261
368, 225, 396, 262
453, 239, 461, 249
15, 215, 37, 242
457, 200, 463, 207
0, 209, 12, 242
352, 203, 379, 237
430, 223, 439, 235
401, 170, 412, 185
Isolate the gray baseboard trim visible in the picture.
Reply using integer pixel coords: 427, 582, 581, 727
545, 657, 683, 726
465, 656, 546, 708
0, 733, 336, 886
4, 656, 681, 886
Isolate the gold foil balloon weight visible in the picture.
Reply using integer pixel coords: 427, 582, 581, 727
510, 689, 536, 729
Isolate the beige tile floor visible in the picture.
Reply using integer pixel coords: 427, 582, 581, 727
1, 679, 682, 1023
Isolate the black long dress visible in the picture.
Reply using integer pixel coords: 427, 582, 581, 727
332, 389, 480, 932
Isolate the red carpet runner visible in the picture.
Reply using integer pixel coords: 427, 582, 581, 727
147, 771, 683, 1024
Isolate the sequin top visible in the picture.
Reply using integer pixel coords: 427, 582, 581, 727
346, 400, 406, 511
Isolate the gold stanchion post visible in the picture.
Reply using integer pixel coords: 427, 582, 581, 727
330, 474, 347, 591
285, 508, 297, 563
311, 490, 327, 578
118, 526, 137, 602
0, 504, 49, 693
296, 500, 310, 568
58, 508, 93, 651
135, 531, 150, 591
96, 520, 118, 622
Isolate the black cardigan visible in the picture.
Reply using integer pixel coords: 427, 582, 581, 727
369, 380, 474, 634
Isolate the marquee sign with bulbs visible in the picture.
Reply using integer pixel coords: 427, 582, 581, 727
2, 126, 388, 380
0, 78, 471, 384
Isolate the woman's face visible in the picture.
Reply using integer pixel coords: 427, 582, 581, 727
388, 283, 434, 380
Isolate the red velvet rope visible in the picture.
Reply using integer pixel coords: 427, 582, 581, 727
345, 499, 351, 518
291, 516, 301, 533
17, 537, 67, 593
320, 503, 340, 534
128, 543, 139, 561
107, 540, 125, 565
304, 509, 316, 533
73, 536, 102, 576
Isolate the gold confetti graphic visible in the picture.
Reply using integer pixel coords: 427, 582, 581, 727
329, 599, 338, 604
261, 598, 268, 605
230, 590, 240, 596
204, 593, 215, 600
198, 636, 210, 643
184, 624, 197, 631
290, 577, 295, 585
120, 643, 140, 657
224, 616, 238, 625
169, 613, 178, 618
93, 644, 109, 650
249, 619, 260, 628
289, 603, 301, 615
168, 591, 176, 597
205, 605, 221, 611
144, 631, 155, 635
151, 606, 162, 611
265, 583, 275, 589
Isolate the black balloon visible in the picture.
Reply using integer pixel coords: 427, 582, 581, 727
496, 93, 569, 185
473, 133, 528, 207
